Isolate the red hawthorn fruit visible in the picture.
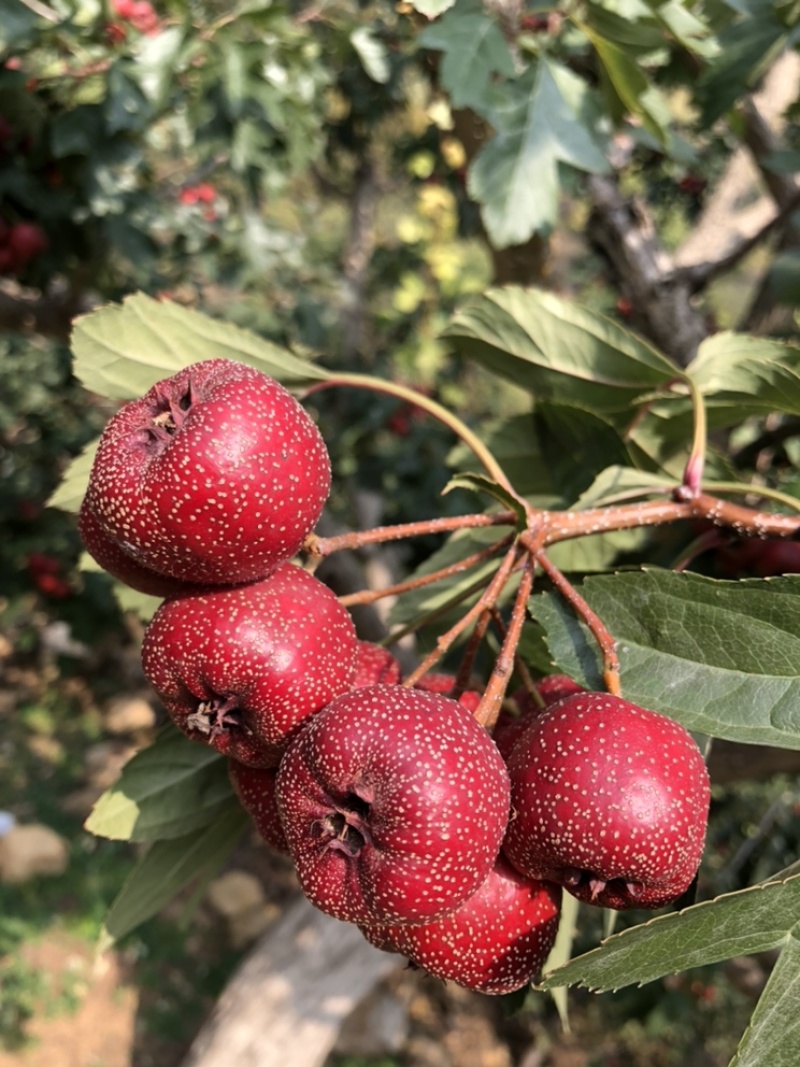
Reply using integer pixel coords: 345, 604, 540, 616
361, 855, 562, 995
276, 684, 511, 926
493, 675, 586, 761
141, 563, 357, 766
104, 21, 128, 45
84, 359, 331, 585
113, 0, 136, 16
502, 692, 710, 910
228, 759, 289, 854
413, 671, 482, 714
26, 552, 61, 577
7, 222, 47, 266
715, 537, 800, 578
615, 296, 634, 319
33, 573, 72, 599
78, 499, 205, 598
352, 641, 402, 688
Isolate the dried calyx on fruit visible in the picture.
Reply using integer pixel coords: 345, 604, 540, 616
502, 692, 710, 910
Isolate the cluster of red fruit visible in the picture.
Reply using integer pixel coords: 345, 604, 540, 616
110, 0, 162, 36
0, 219, 47, 277
79, 358, 711, 996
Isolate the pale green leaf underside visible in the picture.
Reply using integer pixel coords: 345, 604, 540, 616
729, 931, 800, 1067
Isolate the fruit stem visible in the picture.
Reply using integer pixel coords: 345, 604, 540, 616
474, 555, 535, 730
307, 511, 517, 557
675, 374, 707, 499
402, 543, 521, 689
534, 550, 621, 696
452, 606, 493, 700
489, 607, 543, 708
303, 373, 530, 512
338, 533, 515, 608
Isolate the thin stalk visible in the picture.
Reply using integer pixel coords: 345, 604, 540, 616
535, 550, 621, 696
677, 374, 707, 498
307, 511, 516, 558
338, 533, 514, 608
304, 373, 525, 504
474, 556, 535, 730
451, 607, 493, 699
701, 480, 800, 514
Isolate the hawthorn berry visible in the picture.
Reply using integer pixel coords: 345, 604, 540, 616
84, 359, 331, 585
141, 563, 357, 766
502, 692, 710, 910
276, 684, 511, 926
228, 760, 289, 855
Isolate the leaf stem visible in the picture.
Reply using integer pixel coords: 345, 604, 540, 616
676, 374, 707, 499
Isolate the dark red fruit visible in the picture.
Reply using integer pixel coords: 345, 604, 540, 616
7, 222, 47, 266
228, 760, 289, 854
276, 684, 510, 925
78, 499, 204, 598
352, 641, 402, 688
141, 563, 357, 767
715, 537, 800, 578
361, 855, 562, 995
502, 692, 710, 910
84, 359, 331, 585
493, 675, 585, 761
413, 672, 482, 713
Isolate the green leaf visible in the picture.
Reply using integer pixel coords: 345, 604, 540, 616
768, 251, 800, 307
729, 929, 800, 1067
47, 438, 99, 514
688, 333, 800, 417
534, 403, 633, 503
468, 59, 609, 247
447, 413, 554, 500
418, 0, 515, 112
412, 0, 457, 14
112, 584, 161, 622
540, 873, 800, 993
443, 472, 527, 527
536, 569, 800, 748
350, 27, 391, 85
444, 286, 678, 419
71, 292, 328, 400
86, 728, 235, 842
99, 805, 247, 950
538, 892, 580, 1026
571, 465, 674, 509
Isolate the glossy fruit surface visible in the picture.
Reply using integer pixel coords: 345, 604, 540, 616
85, 358, 331, 585
141, 563, 357, 766
276, 684, 510, 925
493, 675, 585, 761
503, 692, 710, 910
361, 855, 562, 995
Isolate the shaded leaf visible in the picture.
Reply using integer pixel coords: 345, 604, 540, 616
540, 874, 800, 993
86, 728, 234, 842
730, 930, 800, 1067
72, 292, 327, 401
99, 805, 247, 950
689, 333, 800, 417
534, 403, 633, 503
535, 569, 800, 748
467, 60, 609, 247
443, 472, 527, 527
47, 438, 99, 514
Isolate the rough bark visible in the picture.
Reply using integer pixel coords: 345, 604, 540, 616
180, 896, 399, 1067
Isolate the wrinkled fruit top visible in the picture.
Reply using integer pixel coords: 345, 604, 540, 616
502, 692, 710, 910
276, 684, 511, 926
85, 358, 331, 584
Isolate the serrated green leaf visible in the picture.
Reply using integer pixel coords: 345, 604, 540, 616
729, 930, 800, 1067
445, 286, 678, 419
72, 293, 328, 401
99, 805, 247, 950
467, 59, 609, 247
418, 0, 515, 112
86, 728, 234, 842
535, 569, 800, 748
443, 472, 527, 527
688, 333, 800, 417
540, 874, 800, 993
47, 438, 99, 514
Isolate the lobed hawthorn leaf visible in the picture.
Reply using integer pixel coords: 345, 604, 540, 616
72, 292, 328, 401
99, 804, 248, 951
85, 727, 234, 842
535, 569, 800, 748
418, 0, 515, 113
466, 60, 610, 248
539, 873, 800, 994
729, 929, 800, 1067
444, 286, 678, 419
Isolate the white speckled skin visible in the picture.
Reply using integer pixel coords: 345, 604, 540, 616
503, 693, 711, 910
141, 563, 357, 767
85, 359, 331, 585
276, 684, 511, 926
361, 855, 562, 995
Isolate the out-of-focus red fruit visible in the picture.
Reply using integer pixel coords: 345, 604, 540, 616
715, 537, 800, 578
113, 0, 136, 16
678, 172, 707, 197
413, 671, 483, 713
8, 222, 47, 266
228, 760, 289, 854
129, 0, 160, 33
33, 573, 73, 599
361, 856, 562, 995
352, 641, 402, 688
616, 296, 634, 319
105, 22, 128, 45
27, 552, 62, 577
